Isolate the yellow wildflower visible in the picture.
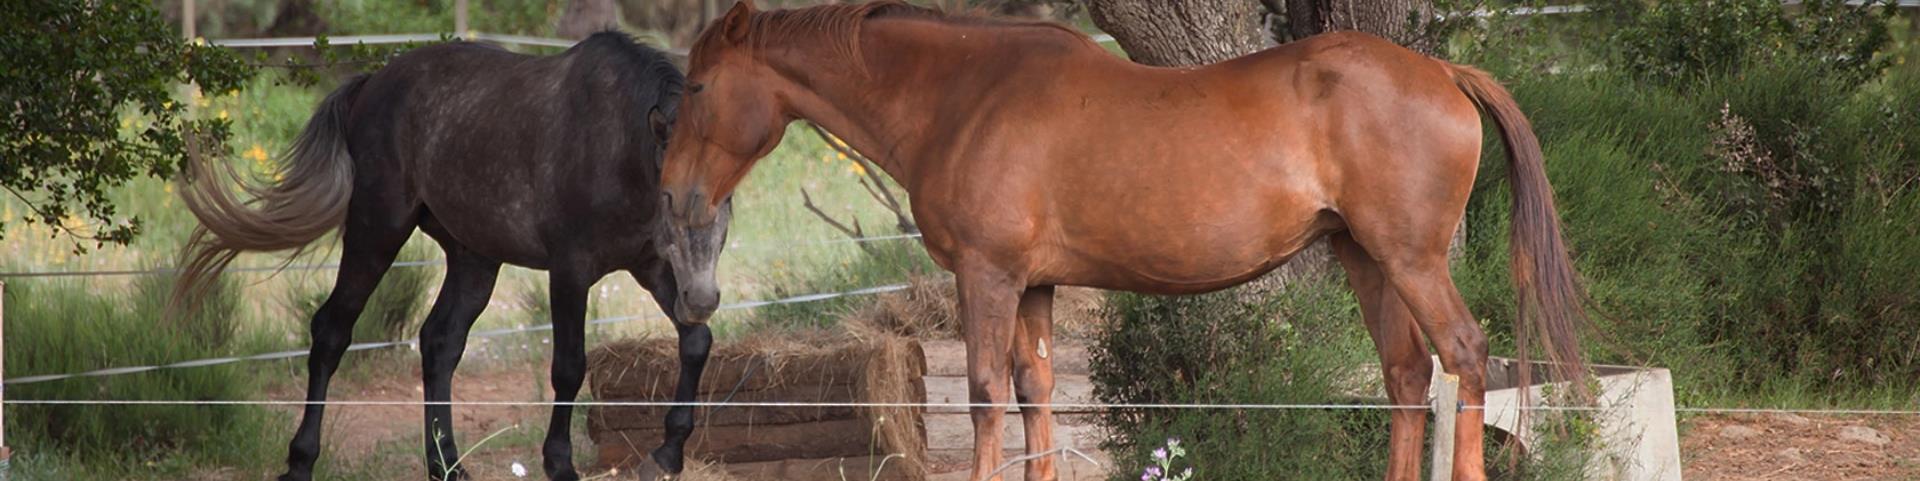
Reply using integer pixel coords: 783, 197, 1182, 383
849, 161, 867, 176
245, 144, 269, 163
163, 184, 174, 194
836, 152, 848, 161
217, 109, 229, 120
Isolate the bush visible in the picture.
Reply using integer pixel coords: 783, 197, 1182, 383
1089, 277, 1384, 480
4, 275, 277, 479
1090, 275, 1596, 480
1452, 3, 1920, 400
1600, 0, 1893, 87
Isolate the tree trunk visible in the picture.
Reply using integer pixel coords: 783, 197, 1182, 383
1083, 0, 1267, 67
264, 0, 327, 37
1275, 0, 1436, 54
558, 0, 621, 40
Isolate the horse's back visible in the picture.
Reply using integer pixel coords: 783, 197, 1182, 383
340, 36, 680, 269
941, 31, 1483, 291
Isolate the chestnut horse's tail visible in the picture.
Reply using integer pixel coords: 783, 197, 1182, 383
170, 75, 369, 314
1446, 64, 1589, 391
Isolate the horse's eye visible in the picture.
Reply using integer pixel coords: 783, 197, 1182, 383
688, 84, 705, 94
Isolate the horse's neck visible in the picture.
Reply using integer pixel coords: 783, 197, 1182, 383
771, 20, 993, 184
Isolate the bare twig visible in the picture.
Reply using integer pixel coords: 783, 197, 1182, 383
806, 122, 917, 235
984, 446, 1104, 480
800, 187, 877, 256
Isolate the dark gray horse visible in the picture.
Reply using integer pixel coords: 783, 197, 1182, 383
171, 32, 731, 481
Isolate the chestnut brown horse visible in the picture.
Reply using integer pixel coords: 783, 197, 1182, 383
661, 2, 1587, 481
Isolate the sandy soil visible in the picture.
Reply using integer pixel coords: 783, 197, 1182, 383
1682, 412, 1920, 481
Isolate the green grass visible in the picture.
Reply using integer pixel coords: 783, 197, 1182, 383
2, 273, 283, 480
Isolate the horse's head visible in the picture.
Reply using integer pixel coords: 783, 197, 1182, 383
650, 97, 732, 324
659, 1, 787, 323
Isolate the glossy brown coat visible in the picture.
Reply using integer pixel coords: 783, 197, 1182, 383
661, 3, 1589, 481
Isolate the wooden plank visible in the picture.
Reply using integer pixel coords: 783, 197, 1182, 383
725, 455, 924, 481
599, 419, 880, 464
591, 350, 872, 399
588, 384, 864, 432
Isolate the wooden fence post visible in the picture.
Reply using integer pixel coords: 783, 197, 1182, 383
1430, 373, 1460, 481
182, 0, 195, 40
2, 280, 11, 478
455, 0, 471, 39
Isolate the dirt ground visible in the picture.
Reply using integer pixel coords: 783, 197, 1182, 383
1682, 412, 1920, 481
265, 326, 1920, 481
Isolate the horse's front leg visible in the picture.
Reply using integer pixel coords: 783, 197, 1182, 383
957, 262, 1026, 481
629, 263, 714, 476
649, 319, 712, 473
542, 268, 595, 481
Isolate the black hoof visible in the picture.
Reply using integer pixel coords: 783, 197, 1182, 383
628, 460, 673, 481
649, 445, 685, 474
429, 466, 469, 481
277, 472, 311, 481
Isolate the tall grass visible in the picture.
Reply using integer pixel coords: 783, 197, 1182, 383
4, 274, 280, 479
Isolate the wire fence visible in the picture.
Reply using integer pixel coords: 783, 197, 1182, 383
0, 233, 925, 279
5, 398, 1917, 417
2, 282, 911, 385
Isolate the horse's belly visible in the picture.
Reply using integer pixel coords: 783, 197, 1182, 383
1042, 202, 1333, 294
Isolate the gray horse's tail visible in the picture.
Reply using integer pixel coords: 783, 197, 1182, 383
171, 75, 369, 313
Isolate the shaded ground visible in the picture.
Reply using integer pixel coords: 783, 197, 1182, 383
1682, 412, 1920, 481
254, 337, 1111, 481
259, 337, 1920, 481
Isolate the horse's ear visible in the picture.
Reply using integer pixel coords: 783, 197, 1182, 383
720, 1, 755, 45
649, 106, 671, 145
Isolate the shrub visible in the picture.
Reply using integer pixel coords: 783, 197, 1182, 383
1090, 275, 1596, 480
1089, 277, 1381, 480
1455, 7, 1920, 399
1600, 0, 1894, 87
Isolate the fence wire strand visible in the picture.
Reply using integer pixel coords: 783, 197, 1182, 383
2, 283, 912, 385
5, 399, 1917, 417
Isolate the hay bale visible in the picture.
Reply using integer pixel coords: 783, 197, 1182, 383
587, 329, 928, 480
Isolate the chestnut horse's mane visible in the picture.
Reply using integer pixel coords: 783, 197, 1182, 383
695, 1, 1089, 72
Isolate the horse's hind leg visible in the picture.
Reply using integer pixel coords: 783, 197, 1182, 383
1330, 233, 1433, 481
542, 266, 597, 481
417, 229, 503, 480
1012, 285, 1059, 481
1366, 240, 1488, 481
280, 211, 414, 481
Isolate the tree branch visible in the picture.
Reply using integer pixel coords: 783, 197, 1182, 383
806, 121, 918, 234
800, 186, 879, 256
